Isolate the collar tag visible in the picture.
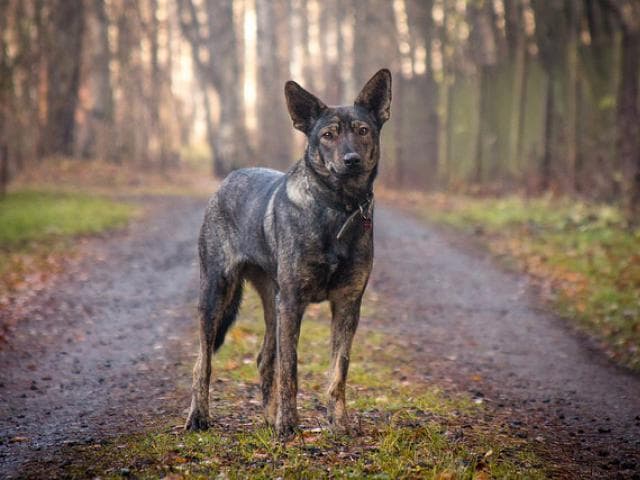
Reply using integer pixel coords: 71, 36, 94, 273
336, 196, 374, 240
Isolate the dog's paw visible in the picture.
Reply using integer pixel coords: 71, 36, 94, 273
263, 412, 276, 428
275, 422, 298, 441
275, 413, 299, 440
328, 413, 350, 435
263, 399, 278, 427
184, 409, 209, 431
327, 400, 350, 434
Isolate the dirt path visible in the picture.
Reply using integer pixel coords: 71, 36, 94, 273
371, 207, 640, 477
0, 197, 205, 478
1, 199, 639, 478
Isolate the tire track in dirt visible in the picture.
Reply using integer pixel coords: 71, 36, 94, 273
370, 205, 640, 478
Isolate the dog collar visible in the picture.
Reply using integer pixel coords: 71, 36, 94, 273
336, 196, 374, 240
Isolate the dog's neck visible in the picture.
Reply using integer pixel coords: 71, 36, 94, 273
294, 154, 376, 213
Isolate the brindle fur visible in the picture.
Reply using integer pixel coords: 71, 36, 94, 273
185, 69, 392, 438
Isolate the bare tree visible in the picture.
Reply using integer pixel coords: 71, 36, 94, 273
603, 0, 640, 220
256, 0, 292, 167
468, 0, 499, 184
531, 0, 569, 191
504, 0, 528, 175
43, 0, 84, 156
406, 0, 439, 187
0, 0, 11, 194
77, 0, 114, 160
178, 0, 251, 175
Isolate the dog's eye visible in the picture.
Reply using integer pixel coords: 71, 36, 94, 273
358, 126, 369, 136
322, 131, 334, 140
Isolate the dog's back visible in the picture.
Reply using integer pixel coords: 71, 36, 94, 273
199, 167, 283, 274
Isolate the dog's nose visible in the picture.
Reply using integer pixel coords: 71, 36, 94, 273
343, 153, 361, 167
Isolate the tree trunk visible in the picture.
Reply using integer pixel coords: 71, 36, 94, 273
211, 0, 252, 173
416, 0, 439, 188
114, 1, 144, 164
352, 1, 372, 89
541, 72, 555, 192
149, 0, 164, 168
565, 1, 580, 193
299, 0, 315, 91
474, 66, 495, 184
80, 0, 114, 160
392, 74, 405, 186
531, 0, 568, 192
617, 29, 640, 219
516, 50, 529, 172
44, 0, 84, 157
0, 144, 8, 197
505, 0, 526, 174
334, 0, 346, 103
468, 0, 498, 186
437, 0, 453, 187
0, 0, 11, 188
255, 0, 291, 169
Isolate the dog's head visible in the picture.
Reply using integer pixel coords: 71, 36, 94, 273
285, 69, 392, 185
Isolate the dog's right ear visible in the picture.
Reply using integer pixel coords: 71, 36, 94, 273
284, 81, 327, 135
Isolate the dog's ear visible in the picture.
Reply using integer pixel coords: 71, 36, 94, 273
284, 81, 327, 135
355, 69, 392, 126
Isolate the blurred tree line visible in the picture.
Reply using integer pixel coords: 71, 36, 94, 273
0, 0, 189, 176
0, 0, 639, 219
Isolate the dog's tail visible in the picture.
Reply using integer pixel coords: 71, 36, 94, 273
213, 281, 243, 352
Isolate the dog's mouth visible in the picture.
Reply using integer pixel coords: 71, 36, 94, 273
329, 164, 363, 178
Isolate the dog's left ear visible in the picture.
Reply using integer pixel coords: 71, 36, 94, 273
355, 69, 392, 127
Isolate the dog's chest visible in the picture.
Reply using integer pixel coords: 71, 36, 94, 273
301, 233, 363, 302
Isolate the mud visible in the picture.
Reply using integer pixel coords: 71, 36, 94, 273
1, 198, 639, 478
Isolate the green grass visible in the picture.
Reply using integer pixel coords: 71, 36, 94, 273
0, 190, 134, 248
418, 194, 640, 371
46, 288, 549, 479
0, 190, 136, 300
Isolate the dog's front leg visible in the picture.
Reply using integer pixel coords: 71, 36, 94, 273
274, 291, 304, 439
327, 294, 362, 432
255, 278, 278, 426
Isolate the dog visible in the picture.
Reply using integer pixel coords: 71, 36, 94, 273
185, 69, 392, 438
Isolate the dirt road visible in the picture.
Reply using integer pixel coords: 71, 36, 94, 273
371, 208, 640, 477
1, 198, 639, 478
0, 197, 204, 477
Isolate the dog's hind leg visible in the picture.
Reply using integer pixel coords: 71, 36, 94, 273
250, 272, 278, 426
185, 267, 242, 431
326, 293, 362, 432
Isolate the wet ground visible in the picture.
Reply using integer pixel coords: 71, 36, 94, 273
1, 197, 639, 478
